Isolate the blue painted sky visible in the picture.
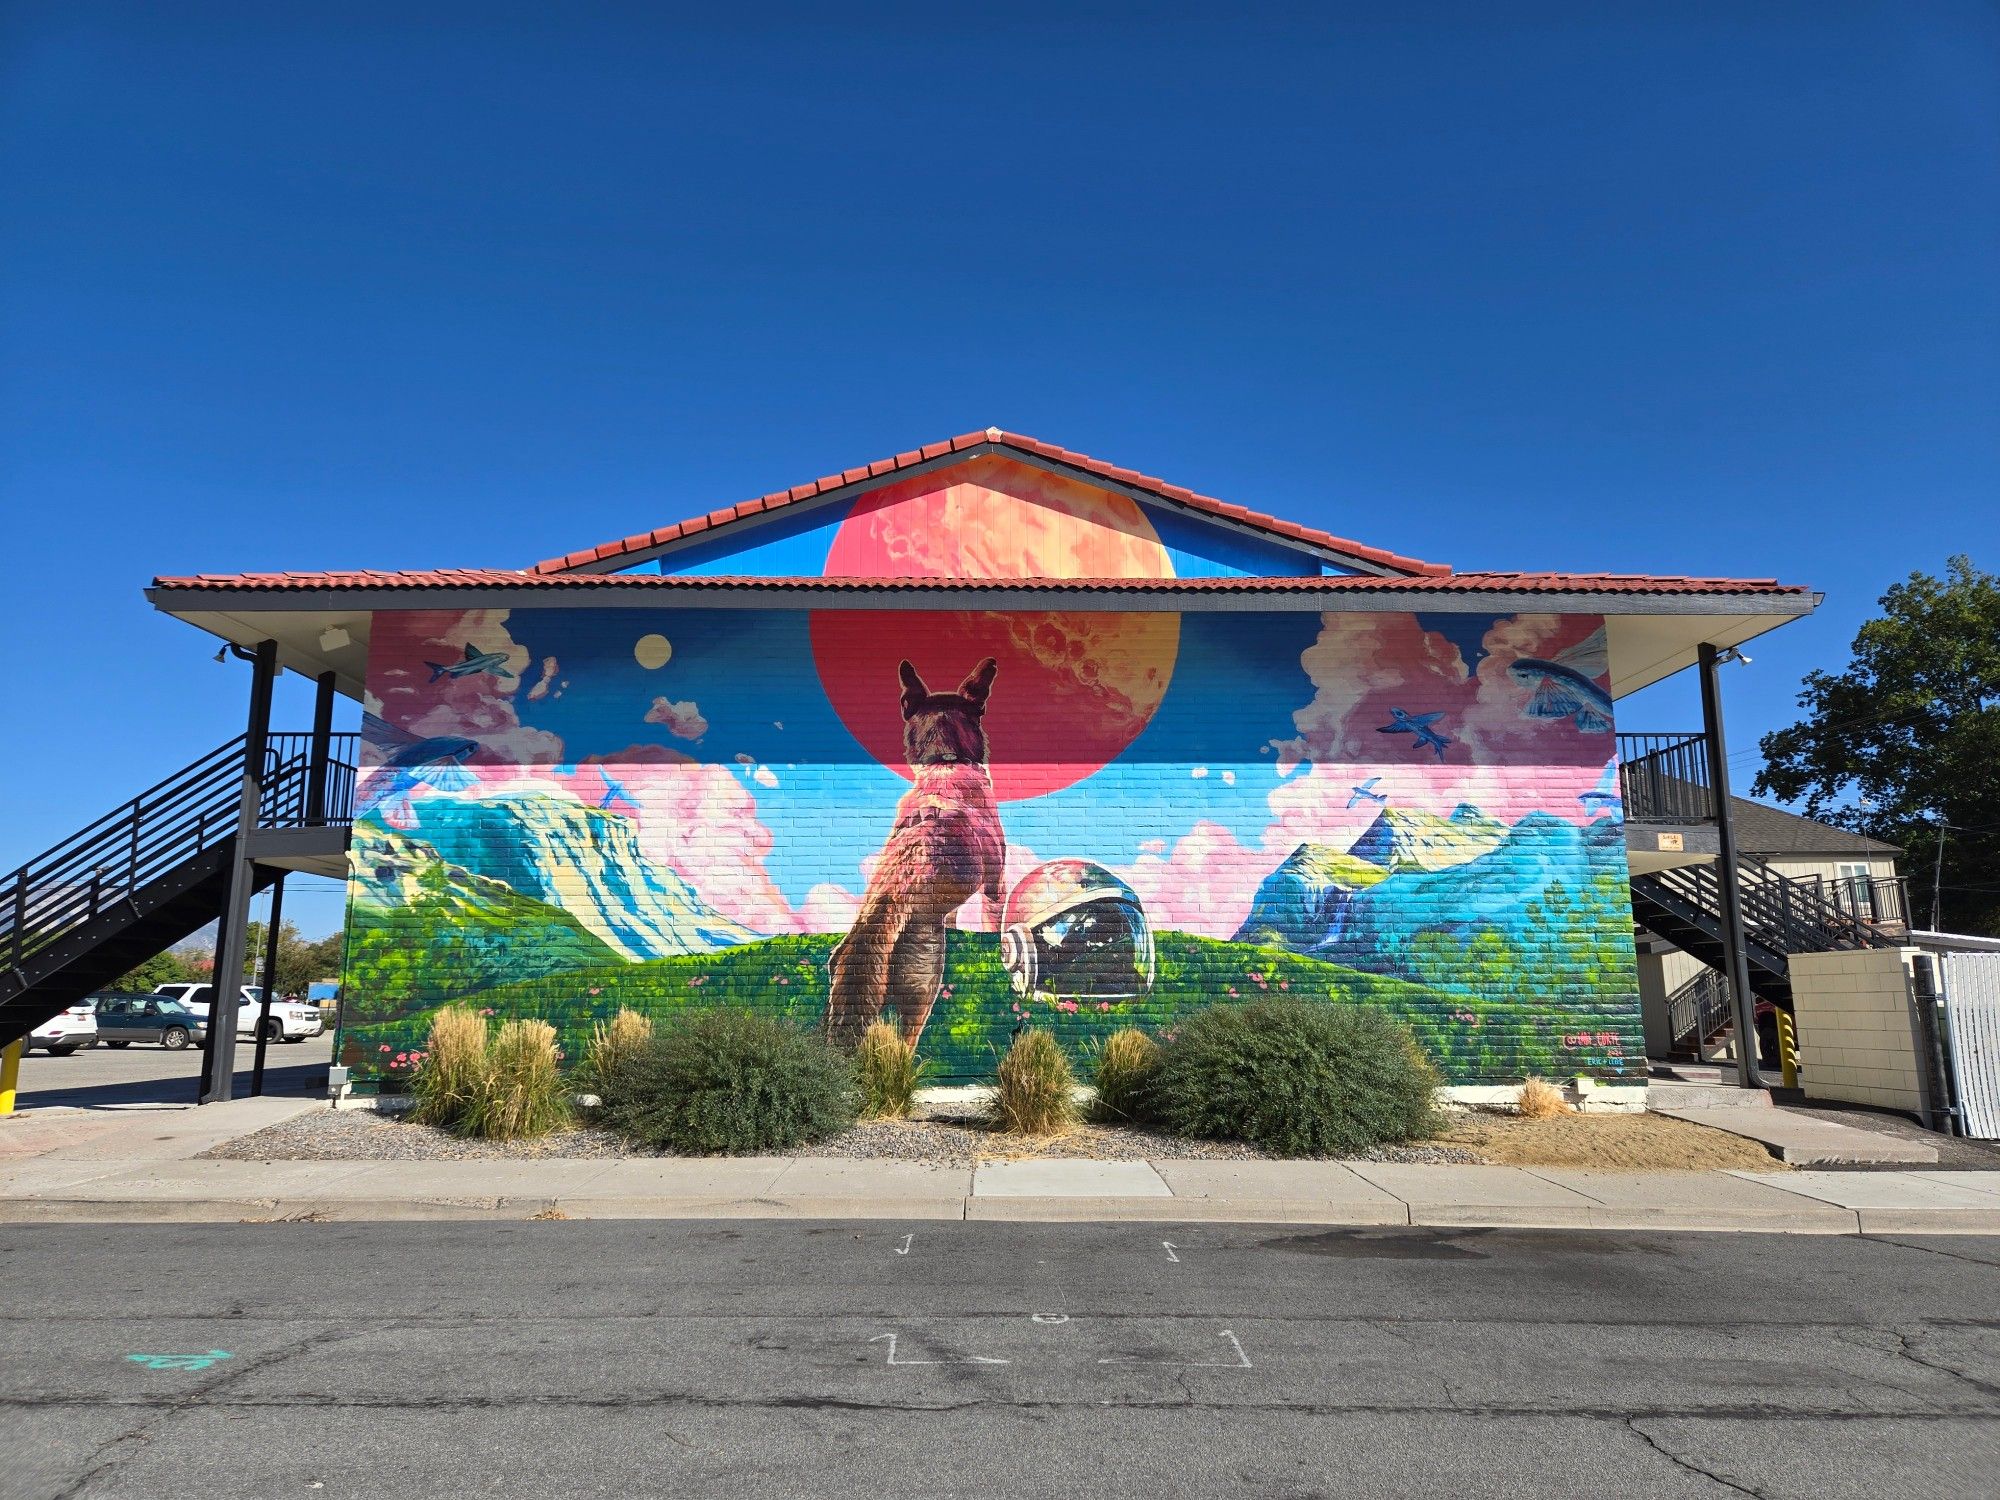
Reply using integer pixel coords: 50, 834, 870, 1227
5, 2, 1996, 936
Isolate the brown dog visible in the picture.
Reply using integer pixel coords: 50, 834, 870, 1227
825, 658, 1006, 1050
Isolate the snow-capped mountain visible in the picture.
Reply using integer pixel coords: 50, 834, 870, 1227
395, 792, 755, 959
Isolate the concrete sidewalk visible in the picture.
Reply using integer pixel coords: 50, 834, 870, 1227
4, 1097, 1998, 1233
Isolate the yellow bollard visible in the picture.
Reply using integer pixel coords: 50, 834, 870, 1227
0, 1038, 21, 1116
1775, 1009, 1799, 1090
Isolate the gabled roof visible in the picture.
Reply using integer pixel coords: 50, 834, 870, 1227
527, 428, 1453, 578
151, 569, 1810, 601
1730, 797, 1902, 859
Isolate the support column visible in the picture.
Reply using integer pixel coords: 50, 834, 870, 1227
305, 671, 335, 826
250, 872, 286, 1097
1698, 643, 1766, 1089
201, 639, 278, 1105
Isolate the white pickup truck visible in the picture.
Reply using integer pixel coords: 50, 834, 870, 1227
151, 984, 324, 1043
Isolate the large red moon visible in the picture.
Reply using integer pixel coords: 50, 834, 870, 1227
809, 460, 1181, 802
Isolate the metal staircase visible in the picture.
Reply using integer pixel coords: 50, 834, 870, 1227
0, 732, 356, 1047
1631, 854, 1908, 1013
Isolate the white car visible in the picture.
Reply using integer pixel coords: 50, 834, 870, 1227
27, 1003, 99, 1056
151, 984, 325, 1043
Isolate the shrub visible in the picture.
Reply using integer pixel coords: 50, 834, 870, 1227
464, 1019, 572, 1141
1089, 1028, 1163, 1124
409, 1005, 489, 1129
1516, 1077, 1572, 1119
597, 1009, 857, 1155
582, 1007, 654, 1095
994, 1027, 1077, 1135
856, 1021, 926, 1119
1151, 999, 1440, 1157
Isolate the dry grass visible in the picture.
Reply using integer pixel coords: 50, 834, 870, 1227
1090, 1028, 1163, 1124
465, 1020, 572, 1141
994, 1028, 1079, 1136
1441, 1109, 1785, 1170
856, 1022, 924, 1119
409, 1005, 488, 1130
1516, 1078, 1573, 1119
584, 1008, 653, 1091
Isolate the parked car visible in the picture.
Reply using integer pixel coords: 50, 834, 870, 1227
26, 1002, 98, 1055
307, 980, 340, 1027
93, 993, 208, 1050
150, 984, 324, 1042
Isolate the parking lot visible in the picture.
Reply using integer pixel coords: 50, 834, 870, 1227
13, 1031, 335, 1109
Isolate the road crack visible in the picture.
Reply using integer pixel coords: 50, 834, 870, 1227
1624, 1417, 1768, 1497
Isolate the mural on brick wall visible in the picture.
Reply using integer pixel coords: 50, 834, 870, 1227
340, 596, 1643, 1085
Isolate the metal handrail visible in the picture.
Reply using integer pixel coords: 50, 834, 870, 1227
1666, 968, 1734, 1056
1617, 732, 1714, 822
0, 731, 358, 976
1643, 854, 1896, 966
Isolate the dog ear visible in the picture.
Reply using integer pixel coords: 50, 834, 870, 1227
956, 657, 998, 709
898, 661, 929, 718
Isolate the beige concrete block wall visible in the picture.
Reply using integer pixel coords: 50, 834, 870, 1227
1789, 948, 1924, 1115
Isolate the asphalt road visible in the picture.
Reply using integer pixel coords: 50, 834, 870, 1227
0, 1222, 1994, 1499
13, 1033, 333, 1109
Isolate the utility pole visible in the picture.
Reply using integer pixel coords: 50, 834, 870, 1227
1932, 814, 1946, 932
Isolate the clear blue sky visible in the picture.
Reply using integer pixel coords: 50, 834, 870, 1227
4, 2, 1996, 938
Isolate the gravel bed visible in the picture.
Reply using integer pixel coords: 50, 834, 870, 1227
201, 1108, 632, 1162
201, 1103, 1482, 1167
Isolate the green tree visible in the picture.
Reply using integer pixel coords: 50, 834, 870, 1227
113, 947, 203, 992
1754, 557, 2000, 936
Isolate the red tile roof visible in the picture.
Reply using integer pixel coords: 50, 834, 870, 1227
525, 429, 1453, 578
151, 569, 1810, 599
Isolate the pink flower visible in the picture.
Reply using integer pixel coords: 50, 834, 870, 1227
1226, 988, 1238, 997
1278, 980, 1289, 990
378, 1044, 391, 1052
1097, 1002, 1112, 1013
587, 987, 601, 997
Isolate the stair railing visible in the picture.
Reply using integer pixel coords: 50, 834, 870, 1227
0, 732, 359, 979
1665, 967, 1735, 1057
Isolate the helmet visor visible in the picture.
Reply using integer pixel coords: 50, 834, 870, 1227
1028, 898, 1154, 999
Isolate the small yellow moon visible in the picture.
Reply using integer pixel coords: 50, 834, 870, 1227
634, 634, 673, 670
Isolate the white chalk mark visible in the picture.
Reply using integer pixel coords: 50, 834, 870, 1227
1162, 1241, 1180, 1263
870, 1334, 1008, 1367
1030, 1313, 1069, 1324
895, 1233, 914, 1256
1098, 1330, 1251, 1368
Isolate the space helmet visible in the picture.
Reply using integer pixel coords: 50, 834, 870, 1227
1000, 859, 1156, 1001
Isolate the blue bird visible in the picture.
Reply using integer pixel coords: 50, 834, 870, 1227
1377, 707, 1451, 761
1346, 776, 1388, 810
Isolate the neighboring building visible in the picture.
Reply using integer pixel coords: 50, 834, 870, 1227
1637, 796, 1905, 1061
2, 431, 1823, 1100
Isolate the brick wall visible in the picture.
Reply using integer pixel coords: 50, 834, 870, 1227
1790, 948, 1926, 1115
339, 604, 1644, 1086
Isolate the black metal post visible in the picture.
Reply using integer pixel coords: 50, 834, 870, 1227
1698, 643, 1766, 1089
305, 671, 335, 827
250, 872, 285, 1097
201, 639, 278, 1105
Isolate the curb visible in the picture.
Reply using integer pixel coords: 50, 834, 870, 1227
4, 1195, 1997, 1233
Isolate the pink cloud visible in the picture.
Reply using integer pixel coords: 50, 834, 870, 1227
1115, 822, 1285, 940
799, 884, 861, 931
644, 697, 708, 741
1257, 611, 1615, 847
369, 609, 563, 766
1269, 612, 1610, 774
614, 762, 799, 934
